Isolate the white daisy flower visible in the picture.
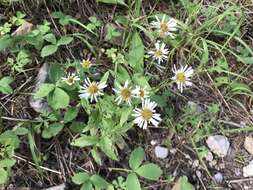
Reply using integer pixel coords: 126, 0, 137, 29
151, 15, 177, 38
62, 73, 80, 85
80, 59, 92, 69
79, 78, 107, 102
133, 86, 149, 100
148, 41, 169, 64
113, 80, 133, 105
133, 99, 162, 129
171, 65, 194, 93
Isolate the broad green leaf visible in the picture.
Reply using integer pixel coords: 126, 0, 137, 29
136, 163, 162, 180
128, 32, 144, 73
0, 168, 8, 184
42, 123, 64, 138
48, 87, 69, 109
100, 71, 110, 83
200, 38, 209, 65
64, 107, 79, 123
113, 65, 130, 84
91, 148, 102, 165
43, 33, 57, 44
0, 159, 15, 168
99, 137, 118, 160
96, 0, 126, 6
41, 44, 58, 57
72, 172, 90, 185
90, 175, 109, 188
240, 57, 253, 64
0, 77, 13, 85
0, 35, 13, 51
132, 74, 151, 89
48, 63, 64, 83
180, 176, 194, 190
13, 127, 28, 135
34, 83, 55, 99
0, 130, 20, 149
120, 107, 132, 126
0, 77, 13, 94
126, 173, 141, 190
81, 181, 93, 190
129, 147, 144, 170
71, 135, 99, 147
57, 36, 73, 46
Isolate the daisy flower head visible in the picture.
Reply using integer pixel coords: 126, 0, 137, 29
133, 99, 162, 129
113, 80, 133, 105
80, 59, 92, 69
79, 78, 107, 102
133, 86, 149, 100
62, 72, 80, 85
151, 15, 177, 38
171, 65, 194, 93
148, 41, 169, 65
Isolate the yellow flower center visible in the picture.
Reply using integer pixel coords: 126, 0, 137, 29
155, 50, 162, 58
81, 60, 91, 69
88, 84, 98, 94
121, 88, 131, 100
176, 72, 186, 82
141, 108, 153, 120
139, 89, 145, 98
66, 77, 75, 85
160, 22, 169, 34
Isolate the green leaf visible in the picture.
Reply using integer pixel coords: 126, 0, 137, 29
100, 71, 110, 83
128, 32, 144, 73
0, 159, 16, 168
43, 33, 57, 44
64, 107, 79, 123
48, 63, 64, 83
0, 35, 14, 51
129, 147, 144, 170
90, 175, 109, 189
96, 0, 126, 6
48, 87, 69, 110
81, 181, 93, 190
57, 36, 73, 46
120, 107, 132, 126
0, 168, 8, 184
13, 127, 29, 135
34, 83, 55, 99
0, 76, 13, 94
136, 163, 162, 180
41, 44, 58, 57
42, 123, 64, 139
71, 135, 99, 147
91, 148, 102, 165
180, 176, 194, 190
99, 137, 118, 160
72, 172, 90, 185
126, 173, 141, 190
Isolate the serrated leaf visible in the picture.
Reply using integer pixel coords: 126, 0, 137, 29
72, 172, 90, 185
41, 44, 58, 57
34, 83, 55, 99
136, 163, 162, 180
126, 173, 141, 190
129, 147, 144, 170
71, 135, 99, 147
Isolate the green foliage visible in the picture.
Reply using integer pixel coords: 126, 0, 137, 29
0, 77, 13, 94
10, 11, 26, 26
7, 50, 31, 72
72, 172, 109, 190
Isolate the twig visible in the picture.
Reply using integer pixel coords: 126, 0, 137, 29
1, 116, 38, 123
14, 155, 62, 175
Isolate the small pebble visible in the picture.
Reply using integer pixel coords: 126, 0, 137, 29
243, 161, 253, 177
206, 135, 230, 157
154, 146, 169, 159
214, 172, 223, 183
